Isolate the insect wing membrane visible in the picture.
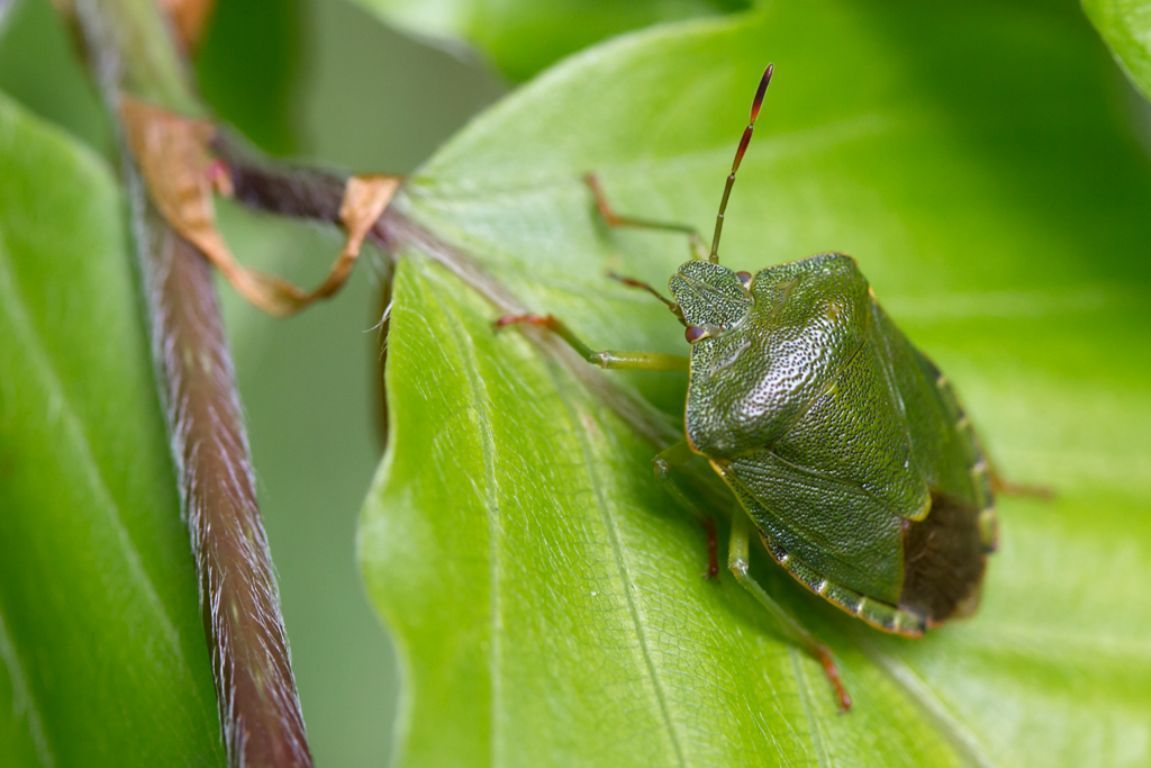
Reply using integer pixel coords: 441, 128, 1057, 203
873, 306, 995, 622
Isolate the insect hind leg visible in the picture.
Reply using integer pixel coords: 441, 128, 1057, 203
728, 514, 852, 712
990, 466, 1054, 501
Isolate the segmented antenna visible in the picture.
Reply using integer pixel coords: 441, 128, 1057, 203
708, 64, 773, 263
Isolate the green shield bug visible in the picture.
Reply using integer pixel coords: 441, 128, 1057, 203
497, 65, 999, 712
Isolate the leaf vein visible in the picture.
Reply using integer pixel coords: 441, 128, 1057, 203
860, 639, 994, 768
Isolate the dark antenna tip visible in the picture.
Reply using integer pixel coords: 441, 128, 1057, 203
750, 64, 773, 123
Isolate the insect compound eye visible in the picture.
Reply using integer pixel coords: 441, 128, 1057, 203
736, 271, 753, 289
684, 325, 709, 343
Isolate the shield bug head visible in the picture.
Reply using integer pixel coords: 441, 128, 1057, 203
669, 261, 752, 336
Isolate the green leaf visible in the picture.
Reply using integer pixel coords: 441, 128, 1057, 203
0, 92, 223, 765
0, 0, 111, 155
1084, 0, 1151, 101
361, 2, 1151, 765
349, 0, 749, 81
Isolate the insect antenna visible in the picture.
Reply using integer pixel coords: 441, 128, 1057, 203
708, 64, 773, 264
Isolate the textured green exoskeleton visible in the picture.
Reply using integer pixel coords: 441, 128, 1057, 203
497, 65, 996, 710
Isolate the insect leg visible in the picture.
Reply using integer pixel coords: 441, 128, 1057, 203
989, 465, 1054, 500
728, 514, 852, 712
606, 272, 684, 319
584, 173, 709, 260
652, 442, 720, 579
494, 314, 689, 371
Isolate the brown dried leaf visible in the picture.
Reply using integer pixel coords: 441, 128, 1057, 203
329, 173, 401, 289
120, 97, 398, 315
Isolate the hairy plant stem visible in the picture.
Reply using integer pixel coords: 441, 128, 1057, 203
71, 1, 311, 765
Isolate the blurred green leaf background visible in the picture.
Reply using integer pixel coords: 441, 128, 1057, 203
350, 0, 749, 81
2, 0, 1151, 765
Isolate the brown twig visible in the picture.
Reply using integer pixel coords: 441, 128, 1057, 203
212, 130, 352, 224
70, 1, 312, 764
142, 214, 312, 767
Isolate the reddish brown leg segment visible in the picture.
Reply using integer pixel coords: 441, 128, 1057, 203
816, 646, 853, 713
606, 272, 682, 319
494, 313, 560, 331
584, 173, 708, 260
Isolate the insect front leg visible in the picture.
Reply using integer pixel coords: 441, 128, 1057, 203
584, 173, 709, 261
728, 514, 852, 712
494, 314, 689, 371
605, 272, 686, 324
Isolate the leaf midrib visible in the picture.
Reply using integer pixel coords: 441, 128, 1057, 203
858, 638, 993, 768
